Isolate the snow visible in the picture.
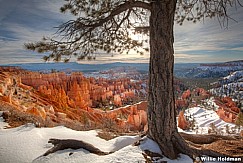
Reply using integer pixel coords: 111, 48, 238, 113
210, 70, 243, 103
0, 107, 238, 163
204, 97, 219, 110
184, 107, 237, 134
139, 137, 193, 163
0, 123, 143, 163
224, 70, 243, 81
0, 111, 9, 129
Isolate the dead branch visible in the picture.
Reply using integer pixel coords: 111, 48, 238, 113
43, 138, 111, 156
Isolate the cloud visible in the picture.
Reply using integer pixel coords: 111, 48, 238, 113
0, 1, 242, 64
174, 53, 211, 63
0, 0, 72, 64
174, 6, 243, 62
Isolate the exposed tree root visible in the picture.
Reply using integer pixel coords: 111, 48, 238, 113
42, 133, 243, 162
202, 139, 243, 157
43, 138, 111, 156
180, 132, 240, 144
173, 132, 243, 161
142, 150, 164, 163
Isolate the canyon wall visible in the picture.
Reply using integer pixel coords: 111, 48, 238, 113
20, 72, 137, 109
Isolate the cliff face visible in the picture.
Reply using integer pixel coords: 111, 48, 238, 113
3, 66, 240, 132
178, 111, 189, 130
20, 72, 138, 109
215, 97, 240, 123
0, 67, 21, 104
21, 72, 91, 109
0, 67, 61, 123
0, 67, 147, 131
16, 69, 146, 131
93, 101, 148, 131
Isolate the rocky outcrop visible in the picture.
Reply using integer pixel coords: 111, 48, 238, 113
56, 112, 66, 120
222, 97, 239, 113
216, 108, 237, 123
240, 130, 243, 137
215, 97, 240, 123
0, 92, 12, 104
178, 111, 189, 130
125, 102, 147, 131
26, 107, 46, 120
194, 88, 210, 99
176, 99, 189, 110
181, 89, 191, 99
90, 101, 148, 131
0, 67, 146, 131
21, 72, 92, 109
113, 94, 122, 107
20, 72, 140, 109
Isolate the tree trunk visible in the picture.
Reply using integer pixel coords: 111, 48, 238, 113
147, 0, 243, 160
147, 0, 182, 159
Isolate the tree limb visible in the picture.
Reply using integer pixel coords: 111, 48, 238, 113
43, 138, 111, 156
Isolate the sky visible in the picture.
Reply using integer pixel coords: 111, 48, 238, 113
0, 0, 243, 64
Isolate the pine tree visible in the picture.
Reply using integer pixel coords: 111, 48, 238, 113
236, 112, 243, 126
25, 0, 243, 160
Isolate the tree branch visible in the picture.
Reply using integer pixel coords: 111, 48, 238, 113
42, 138, 111, 156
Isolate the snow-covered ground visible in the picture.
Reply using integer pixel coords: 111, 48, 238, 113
210, 70, 243, 104
223, 70, 243, 82
0, 107, 237, 163
182, 107, 239, 134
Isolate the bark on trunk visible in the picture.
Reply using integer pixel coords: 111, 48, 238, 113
147, 0, 182, 159
147, 0, 243, 160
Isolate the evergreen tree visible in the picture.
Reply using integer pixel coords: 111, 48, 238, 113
236, 112, 243, 126
25, 0, 243, 160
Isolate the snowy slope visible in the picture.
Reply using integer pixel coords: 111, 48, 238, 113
210, 70, 243, 104
185, 60, 243, 78
0, 115, 193, 163
0, 107, 237, 163
223, 70, 243, 82
182, 107, 238, 134
0, 124, 143, 163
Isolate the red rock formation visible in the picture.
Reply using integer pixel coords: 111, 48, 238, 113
96, 101, 148, 131
122, 89, 135, 99
21, 72, 92, 109
222, 97, 237, 108
0, 95, 11, 103
56, 112, 66, 120
231, 107, 240, 114
214, 96, 240, 124
178, 111, 189, 130
0, 85, 4, 94
139, 110, 147, 126
216, 108, 236, 123
1, 67, 150, 131
19, 83, 32, 90
113, 94, 122, 107
26, 107, 46, 120
20, 71, 141, 109
45, 105, 55, 114
240, 130, 243, 137
124, 101, 147, 131
182, 89, 191, 99
176, 99, 189, 110
194, 88, 210, 99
